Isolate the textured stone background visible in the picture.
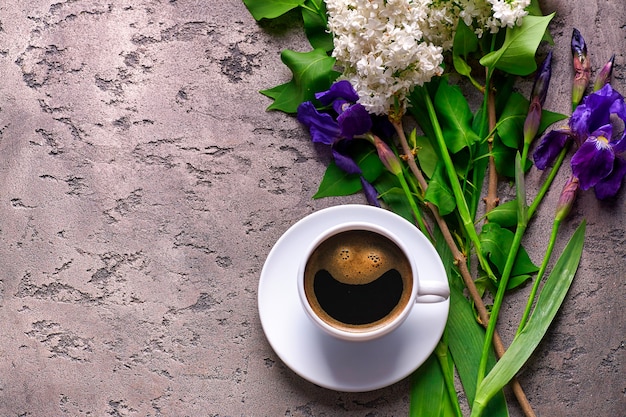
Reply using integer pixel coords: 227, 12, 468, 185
0, 1, 623, 416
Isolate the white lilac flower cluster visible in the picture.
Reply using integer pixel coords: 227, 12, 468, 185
325, 0, 530, 115
459, 0, 531, 36
326, 0, 445, 115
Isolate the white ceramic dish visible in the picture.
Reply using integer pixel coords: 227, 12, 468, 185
258, 205, 449, 392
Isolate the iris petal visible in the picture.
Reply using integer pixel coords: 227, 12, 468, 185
571, 138, 615, 190
337, 103, 373, 139
608, 88, 626, 121
297, 101, 340, 145
594, 157, 626, 199
590, 124, 613, 143
569, 106, 593, 141
533, 129, 572, 169
315, 80, 359, 105
609, 97, 626, 148
332, 147, 362, 175
332, 99, 348, 115
570, 84, 624, 141
611, 135, 626, 154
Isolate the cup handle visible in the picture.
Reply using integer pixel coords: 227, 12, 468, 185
416, 280, 450, 303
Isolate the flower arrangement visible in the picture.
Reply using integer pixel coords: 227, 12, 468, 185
244, 0, 623, 415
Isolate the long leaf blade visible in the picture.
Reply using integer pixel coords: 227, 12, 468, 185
434, 227, 509, 416
410, 354, 455, 417
472, 221, 586, 415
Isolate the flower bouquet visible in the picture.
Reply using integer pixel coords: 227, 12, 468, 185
243, 0, 624, 415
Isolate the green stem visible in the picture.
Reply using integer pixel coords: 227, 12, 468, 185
434, 342, 463, 417
521, 141, 531, 173
527, 144, 569, 219
516, 218, 561, 334
475, 219, 527, 389
471, 403, 485, 417
420, 88, 497, 282
397, 172, 430, 239
477, 154, 529, 392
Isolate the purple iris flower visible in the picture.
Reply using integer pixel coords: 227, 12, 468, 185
297, 80, 380, 206
533, 84, 626, 199
297, 80, 373, 175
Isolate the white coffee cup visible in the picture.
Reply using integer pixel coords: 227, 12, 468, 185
297, 221, 449, 342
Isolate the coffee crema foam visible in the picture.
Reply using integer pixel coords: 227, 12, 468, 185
303, 229, 413, 332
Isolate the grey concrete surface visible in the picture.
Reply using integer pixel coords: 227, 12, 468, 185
0, 1, 623, 416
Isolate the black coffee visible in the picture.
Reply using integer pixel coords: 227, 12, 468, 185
303, 229, 413, 332
313, 268, 404, 325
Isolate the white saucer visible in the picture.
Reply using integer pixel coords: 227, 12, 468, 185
258, 205, 449, 392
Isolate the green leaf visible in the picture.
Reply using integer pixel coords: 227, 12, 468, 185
434, 80, 481, 153
507, 274, 531, 291
415, 134, 439, 179
539, 108, 568, 134
497, 92, 530, 149
408, 82, 441, 143
486, 200, 518, 228
431, 228, 509, 416
301, 0, 333, 51
243, 0, 305, 20
425, 163, 456, 216
480, 14, 555, 76
410, 354, 456, 417
496, 92, 568, 150
467, 141, 490, 221
526, 0, 554, 44
452, 20, 479, 79
477, 272, 532, 295
446, 282, 510, 416
493, 134, 532, 178
375, 173, 414, 222
453, 54, 472, 78
313, 162, 362, 198
472, 221, 586, 415
313, 148, 385, 198
350, 145, 386, 183
479, 222, 538, 278
453, 19, 479, 58
261, 48, 339, 113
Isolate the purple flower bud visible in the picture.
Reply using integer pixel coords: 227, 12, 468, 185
360, 177, 381, 207
593, 54, 615, 92
570, 28, 587, 58
372, 135, 402, 176
571, 28, 591, 110
523, 98, 542, 145
555, 176, 579, 222
524, 52, 552, 145
532, 51, 553, 107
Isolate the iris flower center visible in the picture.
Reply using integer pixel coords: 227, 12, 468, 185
595, 135, 610, 149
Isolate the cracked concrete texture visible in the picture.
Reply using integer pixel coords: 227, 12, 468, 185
0, 1, 623, 416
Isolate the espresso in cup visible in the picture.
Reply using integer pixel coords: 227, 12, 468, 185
303, 229, 413, 333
